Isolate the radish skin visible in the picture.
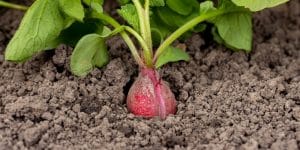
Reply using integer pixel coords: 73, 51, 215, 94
127, 68, 177, 119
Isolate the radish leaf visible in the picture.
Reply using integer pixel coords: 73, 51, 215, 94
71, 34, 108, 76
59, 0, 84, 21
213, 12, 252, 51
155, 46, 189, 68
232, 0, 289, 11
199, 1, 216, 15
57, 19, 105, 46
149, 0, 165, 6
166, 0, 193, 15
207, 1, 253, 51
5, 0, 66, 62
117, 4, 140, 32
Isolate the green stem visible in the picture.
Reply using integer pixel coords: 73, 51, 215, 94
132, 0, 153, 68
132, 0, 146, 42
108, 26, 150, 55
124, 26, 151, 62
0, 1, 28, 11
94, 13, 145, 67
144, 0, 153, 51
154, 10, 224, 62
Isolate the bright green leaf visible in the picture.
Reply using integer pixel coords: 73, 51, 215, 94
71, 34, 109, 76
232, 0, 289, 11
91, 2, 103, 13
5, 0, 66, 62
155, 46, 190, 68
213, 12, 252, 51
199, 1, 216, 15
117, 4, 140, 32
59, 0, 85, 21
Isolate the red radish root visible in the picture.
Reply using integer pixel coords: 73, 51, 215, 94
127, 68, 177, 119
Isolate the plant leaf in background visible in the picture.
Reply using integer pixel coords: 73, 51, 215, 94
90, 1, 104, 13
214, 1, 252, 51
59, 0, 85, 21
232, 0, 289, 11
117, 4, 140, 32
117, 0, 130, 5
71, 34, 109, 76
83, 0, 104, 6
149, 0, 165, 6
150, 14, 172, 46
155, 46, 189, 68
5, 0, 66, 62
199, 1, 252, 51
150, 0, 200, 43
199, 1, 216, 15
213, 12, 252, 51
156, 7, 198, 28
166, 0, 195, 15
57, 19, 105, 46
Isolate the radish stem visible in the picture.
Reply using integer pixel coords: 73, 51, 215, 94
132, 0, 153, 68
0, 1, 28, 11
93, 13, 145, 67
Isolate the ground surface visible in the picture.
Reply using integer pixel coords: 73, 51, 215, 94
0, 1, 299, 150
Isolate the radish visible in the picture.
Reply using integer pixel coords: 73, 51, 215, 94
127, 68, 176, 119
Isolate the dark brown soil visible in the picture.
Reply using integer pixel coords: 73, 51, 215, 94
0, 1, 300, 149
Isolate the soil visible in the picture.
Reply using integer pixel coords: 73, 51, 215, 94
0, 1, 299, 150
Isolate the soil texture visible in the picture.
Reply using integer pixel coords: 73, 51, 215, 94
0, 1, 299, 149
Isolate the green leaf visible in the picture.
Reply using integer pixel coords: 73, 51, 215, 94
59, 0, 85, 21
91, 1, 103, 13
83, 0, 104, 6
150, 14, 172, 44
57, 19, 105, 46
199, 1, 216, 15
117, 4, 140, 32
213, 12, 252, 51
98, 26, 112, 37
149, 0, 165, 6
211, 27, 224, 45
207, 1, 252, 51
155, 46, 190, 68
166, 0, 194, 15
93, 40, 109, 68
117, 0, 130, 5
71, 34, 109, 76
5, 0, 66, 62
156, 7, 198, 28
151, 28, 164, 46
232, 0, 289, 11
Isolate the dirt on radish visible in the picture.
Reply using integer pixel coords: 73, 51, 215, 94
0, 0, 300, 149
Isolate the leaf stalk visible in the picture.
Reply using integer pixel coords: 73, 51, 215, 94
94, 13, 145, 67
0, 1, 28, 11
